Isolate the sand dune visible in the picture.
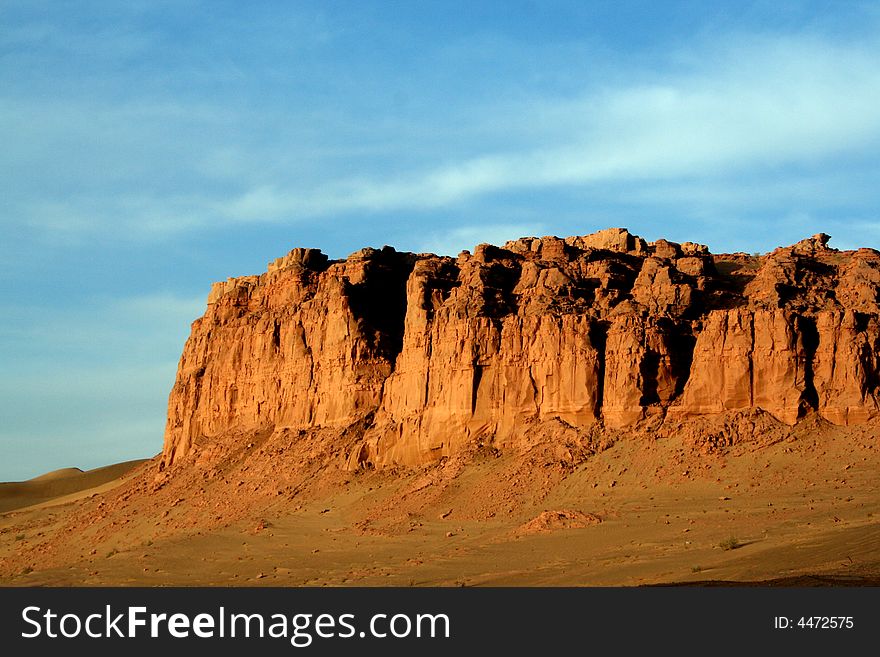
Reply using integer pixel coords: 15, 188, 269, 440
0, 460, 148, 514
29, 468, 85, 482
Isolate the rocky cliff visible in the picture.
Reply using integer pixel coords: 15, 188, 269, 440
160, 229, 880, 470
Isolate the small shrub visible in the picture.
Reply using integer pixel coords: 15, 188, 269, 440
22, 566, 33, 575
14, 534, 25, 541
106, 549, 118, 558
691, 565, 702, 573
719, 537, 741, 551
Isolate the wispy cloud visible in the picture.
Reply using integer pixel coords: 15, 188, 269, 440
269, 33, 880, 215
6, 23, 880, 239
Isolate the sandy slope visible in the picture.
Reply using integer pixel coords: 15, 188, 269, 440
1, 416, 877, 587
0, 460, 147, 514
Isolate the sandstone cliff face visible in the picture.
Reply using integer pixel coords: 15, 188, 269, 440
161, 230, 880, 470
162, 246, 415, 465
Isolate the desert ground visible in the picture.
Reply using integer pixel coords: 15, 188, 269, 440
2, 413, 878, 587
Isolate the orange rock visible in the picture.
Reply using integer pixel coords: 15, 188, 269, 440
160, 229, 880, 470
669, 309, 806, 424
813, 311, 880, 424
603, 315, 681, 428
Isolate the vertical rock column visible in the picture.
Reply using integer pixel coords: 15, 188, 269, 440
813, 311, 880, 424
668, 309, 806, 424
603, 315, 683, 427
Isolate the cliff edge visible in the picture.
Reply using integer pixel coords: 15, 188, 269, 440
160, 229, 880, 471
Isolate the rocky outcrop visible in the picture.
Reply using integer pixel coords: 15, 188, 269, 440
161, 230, 880, 470
813, 311, 880, 424
162, 246, 415, 465
667, 309, 808, 424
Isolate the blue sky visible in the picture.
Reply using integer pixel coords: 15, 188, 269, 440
2, 1, 880, 480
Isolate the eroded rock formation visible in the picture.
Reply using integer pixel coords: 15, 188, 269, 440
161, 230, 880, 470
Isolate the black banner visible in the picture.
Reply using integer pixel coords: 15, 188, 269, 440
0, 587, 876, 654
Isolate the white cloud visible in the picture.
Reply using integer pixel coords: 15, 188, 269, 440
195, 33, 880, 227
4, 24, 880, 242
